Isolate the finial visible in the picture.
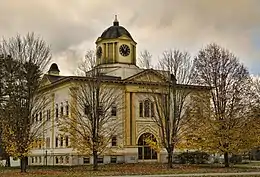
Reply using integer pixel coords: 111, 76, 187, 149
113, 15, 119, 26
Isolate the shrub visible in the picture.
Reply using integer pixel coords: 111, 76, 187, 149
177, 151, 210, 164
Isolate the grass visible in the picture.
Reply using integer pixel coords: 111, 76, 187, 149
1, 163, 260, 177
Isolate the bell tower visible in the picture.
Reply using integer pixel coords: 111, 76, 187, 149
95, 15, 137, 66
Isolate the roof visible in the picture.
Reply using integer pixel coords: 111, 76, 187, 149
48, 63, 60, 72
100, 16, 133, 40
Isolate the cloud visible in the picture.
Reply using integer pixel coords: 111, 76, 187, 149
0, 0, 259, 74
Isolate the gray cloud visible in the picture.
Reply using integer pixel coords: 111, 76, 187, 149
0, 0, 260, 74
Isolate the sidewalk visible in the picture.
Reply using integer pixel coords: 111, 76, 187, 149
104, 172, 260, 177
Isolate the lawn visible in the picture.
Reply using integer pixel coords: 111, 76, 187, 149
1, 163, 260, 177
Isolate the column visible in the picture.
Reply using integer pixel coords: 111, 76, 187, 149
125, 92, 131, 145
131, 93, 136, 145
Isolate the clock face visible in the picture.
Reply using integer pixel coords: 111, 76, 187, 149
96, 46, 102, 58
119, 44, 130, 57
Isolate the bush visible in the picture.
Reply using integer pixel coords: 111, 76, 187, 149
177, 151, 210, 164
230, 155, 242, 164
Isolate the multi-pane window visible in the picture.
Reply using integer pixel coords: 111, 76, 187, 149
111, 104, 117, 116
47, 109, 51, 121
55, 137, 59, 148
139, 100, 155, 118
46, 137, 50, 148
35, 113, 38, 122
151, 102, 154, 117
65, 156, 69, 164
60, 102, 64, 117
97, 157, 103, 163
144, 100, 150, 117
139, 102, 143, 117
84, 104, 90, 115
60, 156, 63, 164
60, 136, 63, 147
110, 156, 117, 163
39, 112, 42, 122
66, 101, 69, 116
111, 136, 117, 146
55, 104, 59, 121
65, 136, 69, 147
83, 157, 90, 164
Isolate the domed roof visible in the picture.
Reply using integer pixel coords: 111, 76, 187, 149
100, 15, 133, 40
48, 63, 60, 72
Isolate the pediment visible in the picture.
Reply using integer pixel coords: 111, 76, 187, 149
124, 69, 168, 83
40, 75, 51, 87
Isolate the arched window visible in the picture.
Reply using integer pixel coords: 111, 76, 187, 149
138, 133, 157, 160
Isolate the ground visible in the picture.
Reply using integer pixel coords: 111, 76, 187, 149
1, 163, 260, 177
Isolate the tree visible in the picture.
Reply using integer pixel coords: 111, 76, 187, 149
190, 43, 259, 167
0, 33, 51, 172
60, 50, 123, 171
137, 50, 153, 69
144, 49, 196, 168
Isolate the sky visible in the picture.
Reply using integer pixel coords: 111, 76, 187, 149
0, 0, 260, 75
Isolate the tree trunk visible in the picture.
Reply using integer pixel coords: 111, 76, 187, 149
5, 156, 10, 167
93, 150, 98, 171
167, 151, 173, 168
20, 157, 27, 173
224, 152, 229, 167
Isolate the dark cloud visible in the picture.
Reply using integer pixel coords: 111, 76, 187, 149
0, 0, 260, 74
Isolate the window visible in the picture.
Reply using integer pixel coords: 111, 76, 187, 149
65, 156, 69, 164
39, 112, 42, 122
47, 109, 51, 121
46, 137, 50, 148
83, 157, 90, 164
110, 156, 117, 163
60, 136, 63, 147
35, 156, 38, 163
55, 137, 59, 148
140, 100, 154, 118
97, 157, 103, 163
98, 103, 104, 116
139, 102, 143, 117
55, 104, 59, 121
55, 157, 59, 164
111, 136, 117, 146
36, 113, 38, 122
151, 102, 154, 117
60, 156, 63, 164
144, 100, 150, 117
66, 101, 69, 116
84, 104, 90, 115
31, 157, 34, 163
39, 156, 42, 164
60, 102, 63, 117
38, 140, 42, 149
111, 105, 117, 116
65, 136, 69, 147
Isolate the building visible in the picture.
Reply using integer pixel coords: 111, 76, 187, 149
29, 16, 209, 166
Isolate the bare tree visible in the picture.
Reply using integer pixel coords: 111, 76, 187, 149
0, 33, 51, 172
137, 50, 153, 69
60, 50, 123, 170
143, 49, 196, 168
191, 43, 256, 167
